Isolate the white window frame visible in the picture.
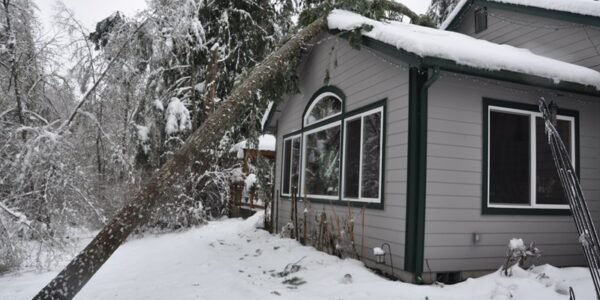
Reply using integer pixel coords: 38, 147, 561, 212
341, 107, 384, 203
281, 134, 301, 197
301, 120, 342, 200
303, 92, 343, 126
487, 105, 576, 210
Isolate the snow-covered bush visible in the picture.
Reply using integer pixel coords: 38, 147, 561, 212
502, 238, 542, 275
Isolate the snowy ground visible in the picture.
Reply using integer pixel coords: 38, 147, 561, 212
0, 213, 595, 300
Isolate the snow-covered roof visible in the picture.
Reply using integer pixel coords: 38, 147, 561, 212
441, 0, 600, 30
230, 135, 276, 157
328, 9, 600, 91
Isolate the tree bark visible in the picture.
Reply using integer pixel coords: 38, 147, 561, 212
32, 16, 326, 300
203, 45, 219, 116
3, 0, 26, 139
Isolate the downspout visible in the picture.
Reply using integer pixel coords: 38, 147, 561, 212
406, 66, 440, 283
414, 67, 440, 283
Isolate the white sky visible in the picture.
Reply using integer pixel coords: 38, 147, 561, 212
35, 0, 148, 32
35, 0, 431, 32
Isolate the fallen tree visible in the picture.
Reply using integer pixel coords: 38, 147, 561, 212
33, 16, 327, 300
33, 1, 423, 298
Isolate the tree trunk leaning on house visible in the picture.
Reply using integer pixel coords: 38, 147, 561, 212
32, 17, 327, 300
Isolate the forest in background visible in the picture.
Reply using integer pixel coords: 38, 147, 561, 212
0, 0, 457, 273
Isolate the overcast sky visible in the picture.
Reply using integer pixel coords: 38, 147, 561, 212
35, 0, 432, 32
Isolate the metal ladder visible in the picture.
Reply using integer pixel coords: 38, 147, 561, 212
539, 99, 600, 299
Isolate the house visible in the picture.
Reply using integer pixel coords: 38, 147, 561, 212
263, 2, 600, 283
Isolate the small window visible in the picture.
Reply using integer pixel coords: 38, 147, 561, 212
281, 135, 301, 196
304, 93, 342, 126
486, 104, 576, 211
474, 7, 488, 34
302, 123, 341, 198
342, 107, 383, 202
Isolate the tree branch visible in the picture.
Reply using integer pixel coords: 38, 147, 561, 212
62, 18, 148, 129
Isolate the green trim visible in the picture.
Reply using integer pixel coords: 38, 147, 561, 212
302, 85, 346, 126
262, 103, 277, 134
329, 29, 600, 98
278, 88, 387, 210
481, 98, 579, 216
405, 67, 439, 277
446, 0, 600, 32
423, 57, 600, 98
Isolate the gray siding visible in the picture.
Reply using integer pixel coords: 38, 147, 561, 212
273, 34, 410, 272
425, 71, 600, 272
455, 6, 600, 72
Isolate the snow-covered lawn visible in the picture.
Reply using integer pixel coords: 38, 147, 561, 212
0, 213, 595, 299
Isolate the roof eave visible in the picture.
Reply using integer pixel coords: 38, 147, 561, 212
423, 57, 600, 97
445, 0, 600, 31
265, 28, 600, 130
355, 33, 600, 97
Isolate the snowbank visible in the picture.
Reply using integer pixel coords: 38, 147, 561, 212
0, 213, 595, 300
328, 9, 600, 90
442, 0, 600, 29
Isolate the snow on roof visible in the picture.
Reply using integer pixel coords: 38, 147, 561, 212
441, 0, 600, 30
260, 101, 274, 131
230, 134, 276, 157
328, 9, 600, 90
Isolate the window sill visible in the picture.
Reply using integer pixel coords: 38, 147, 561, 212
279, 195, 384, 210
482, 206, 571, 216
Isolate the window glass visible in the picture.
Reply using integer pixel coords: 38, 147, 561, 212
304, 126, 341, 196
489, 110, 530, 205
361, 112, 381, 199
305, 96, 342, 125
536, 118, 572, 205
474, 7, 488, 34
282, 139, 292, 194
290, 138, 301, 194
344, 118, 361, 198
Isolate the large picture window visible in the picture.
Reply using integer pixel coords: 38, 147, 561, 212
342, 107, 383, 202
302, 122, 341, 199
486, 103, 576, 211
280, 86, 386, 207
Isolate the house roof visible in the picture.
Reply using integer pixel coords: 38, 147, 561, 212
441, 0, 600, 30
328, 9, 600, 91
263, 9, 600, 132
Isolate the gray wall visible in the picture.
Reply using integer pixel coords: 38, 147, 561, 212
273, 34, 410, 273
455, 5, 600, 72
424, 71, 600, 272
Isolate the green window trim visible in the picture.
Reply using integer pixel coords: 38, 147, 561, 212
482, 98, 580, 216
278, 86, 387, 210
280, 134, 302, 197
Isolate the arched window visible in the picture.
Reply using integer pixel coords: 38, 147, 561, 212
281, 86, 385, 206
303, 92, 343, 126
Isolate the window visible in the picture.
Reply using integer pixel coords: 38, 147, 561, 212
280, 86, 385, 207
486, 103, 576, 211
474, 7, 488, 34
304, 93, 342, 126
342, 107, 383, 202
302, 122, 341, 199
281, 135, 301, 196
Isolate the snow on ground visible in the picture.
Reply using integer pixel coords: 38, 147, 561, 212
0, 213, 595, 299
327, 10, 600, 90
